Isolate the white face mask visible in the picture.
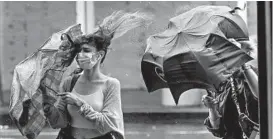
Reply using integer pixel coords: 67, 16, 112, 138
76, 52, 101, 69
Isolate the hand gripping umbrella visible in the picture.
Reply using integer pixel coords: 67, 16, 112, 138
141, 5, 253, 104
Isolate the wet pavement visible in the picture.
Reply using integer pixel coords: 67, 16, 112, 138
0, 108, 216, 139
0, 116, 217, 139
0, 123, 217, 139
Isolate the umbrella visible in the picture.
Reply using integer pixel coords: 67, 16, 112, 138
141, 51, 168, 92
9, 24, 82, 139
141, 5, 253, 104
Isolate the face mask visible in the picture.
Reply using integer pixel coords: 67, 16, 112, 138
76, 52, 101, 69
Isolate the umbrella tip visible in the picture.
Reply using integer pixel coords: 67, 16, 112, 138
174, 98, 180, 105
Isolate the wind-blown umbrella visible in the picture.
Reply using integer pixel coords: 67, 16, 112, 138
10, 10, 153, 139
9, 24, 82, 139
141, 6, 253, 104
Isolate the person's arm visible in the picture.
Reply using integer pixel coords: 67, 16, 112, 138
44, 99, 69, 129
237, 39, 259, 98
202, 94, 226, 138
242, 64, 259, 98
43, 77, 72, 129
208, 108, 221, 128
204, 116, 226, 138
77, 78, 124, 136
202, 95, 221, 127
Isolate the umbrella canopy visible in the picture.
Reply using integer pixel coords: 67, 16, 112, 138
141, 52, 168, 92
141, 6, 253, 104
9, 24, 82, 138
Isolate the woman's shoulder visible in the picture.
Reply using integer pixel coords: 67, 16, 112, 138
104, 77, 121, 97
106, 76, 120, 87
103, 76, 120, 93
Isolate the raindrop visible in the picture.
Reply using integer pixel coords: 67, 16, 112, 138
8, 24, 14, 29
9, 56, 15, 61
9, 41, 15, 45
125, 74, 129, 76
152, 125, 156, 130
146, 133, 150, 137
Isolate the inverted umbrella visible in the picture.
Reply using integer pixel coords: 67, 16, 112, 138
9, 24, 82, 139
141, 5, 253, 104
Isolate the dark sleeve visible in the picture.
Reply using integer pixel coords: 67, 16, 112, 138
204, 117, 226, 138
44, 76, 72, 129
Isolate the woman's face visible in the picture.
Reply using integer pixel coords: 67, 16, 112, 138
76, 43, 101, 69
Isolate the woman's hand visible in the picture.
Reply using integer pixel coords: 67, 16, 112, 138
202, 95, 222, 123
202, 95, 218, 109
57, 92, 84, 107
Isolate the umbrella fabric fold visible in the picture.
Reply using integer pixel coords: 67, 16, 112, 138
9, 24, 83, 139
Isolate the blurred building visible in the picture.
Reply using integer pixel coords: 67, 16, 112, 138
0, 1, 257, 113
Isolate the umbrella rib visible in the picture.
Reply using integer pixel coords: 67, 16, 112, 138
48, 69, 65, 72
187, 17, 213, 34
155, 35, 180, 56
42, 84, 58, 94
180, 12, 215, 34
166, 34, 179, 45
142, 60, 163, 68
165, 35, 179, 53
179, 34, 215, 86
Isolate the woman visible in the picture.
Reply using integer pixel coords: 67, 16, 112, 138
202, 39, 259, 139
43, 11, 152, 139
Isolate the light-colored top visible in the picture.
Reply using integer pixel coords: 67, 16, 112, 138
46, 75, 125, 139
67, 87, 104, 128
